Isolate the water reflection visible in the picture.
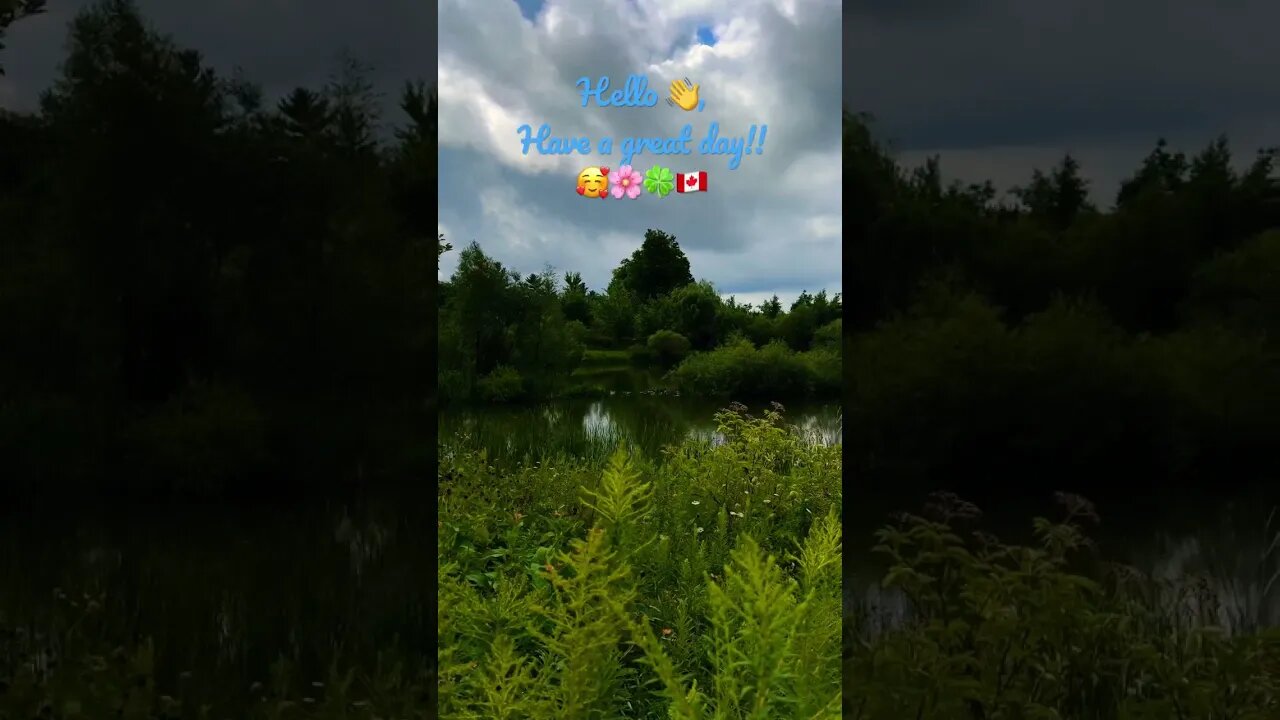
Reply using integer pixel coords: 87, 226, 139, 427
440, 396, 843, 457
846, 500, 1279, 637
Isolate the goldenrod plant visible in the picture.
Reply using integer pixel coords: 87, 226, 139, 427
437, 405, 844, 719
845, 493, 1280, 719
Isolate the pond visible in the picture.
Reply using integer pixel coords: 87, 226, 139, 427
439, 395, 842, 459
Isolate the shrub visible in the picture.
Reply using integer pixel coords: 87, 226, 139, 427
627, 343, 656, 365
646, 329, 691, 368
476, 365, 524, 402
812, 318, 842, 352
666, 338, 818, 399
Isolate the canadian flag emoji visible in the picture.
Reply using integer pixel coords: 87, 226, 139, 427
676, 170, 707, 193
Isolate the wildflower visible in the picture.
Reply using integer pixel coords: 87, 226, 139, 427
611, 165, 643, 199
662, 627, 673, 637
690, 500, 700, 505
729, 511, 743, 518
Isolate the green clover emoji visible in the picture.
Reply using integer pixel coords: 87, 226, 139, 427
644, 165, 674, 197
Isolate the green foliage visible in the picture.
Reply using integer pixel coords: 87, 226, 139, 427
811, 318, 841, 351
1185, 229, 1280, 337
0, 0, 432, 495
847, 493, 1280, 719
477, 365, 525, 402
666, 338, 826, 399
647, 329, 692, 368
0, 499, 434, 718
615, 229, 695, 302
437, 406, 843, 719
439, 229, 840, 403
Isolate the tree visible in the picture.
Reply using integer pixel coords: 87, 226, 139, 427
561, 271, 592, 324
1013, 154, 1093, 230
1116, 138, 1188, 207
614, 229, 694, 301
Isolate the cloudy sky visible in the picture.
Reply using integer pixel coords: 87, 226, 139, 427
6, 1, 1276, 304
436, 0, 842, 307
846, 0, 1280, 206
0, 1, 434, 117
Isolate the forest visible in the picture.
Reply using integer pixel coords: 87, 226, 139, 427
843, 109, 1280, 716
0, 0, 434, 499
436, 230, 842, 404
846, 109, 1280, 496
2, 3, 438, 717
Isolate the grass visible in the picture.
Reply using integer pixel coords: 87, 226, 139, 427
438, 404, 844, 719
7, 401, 1275, 718
844, 492, 1280, 719
0, 501, 434, 719
578, 348, 634, 368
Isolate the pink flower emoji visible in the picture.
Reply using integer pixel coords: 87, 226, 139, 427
611, 165, 643, 199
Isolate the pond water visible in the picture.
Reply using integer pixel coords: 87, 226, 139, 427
439, 395, 842, 458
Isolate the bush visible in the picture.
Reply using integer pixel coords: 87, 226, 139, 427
646, 329, 691, 368
848, 283, 1279, 488
476, 365, 524, 402
812, 318, 841, 351
627, 343, 655, 365
666, 338, 818, 399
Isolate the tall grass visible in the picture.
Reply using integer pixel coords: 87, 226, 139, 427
438, 405, 844, 719
0, 501, 433, 718
844, 492, 1280, 719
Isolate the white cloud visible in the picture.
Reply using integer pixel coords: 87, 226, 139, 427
437, 0, 841, 298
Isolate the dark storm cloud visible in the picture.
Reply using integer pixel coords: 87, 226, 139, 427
1, 0, 435, 119
844, 0, 1280, 201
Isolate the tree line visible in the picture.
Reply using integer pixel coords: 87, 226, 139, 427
437, 229, 842, 403
0, 0, 434, 498
846, 109, 1280, 494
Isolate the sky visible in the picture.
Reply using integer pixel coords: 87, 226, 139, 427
0, 1, 435, 119
436, 0, 843, 308
2, 0, 840, 309
845, 0, 1280, 207
6, 1, 1276, 304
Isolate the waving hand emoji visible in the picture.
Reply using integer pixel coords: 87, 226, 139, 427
667, 77, 700, 111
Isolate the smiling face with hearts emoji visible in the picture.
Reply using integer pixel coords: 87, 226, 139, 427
576, 166, 610, 198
